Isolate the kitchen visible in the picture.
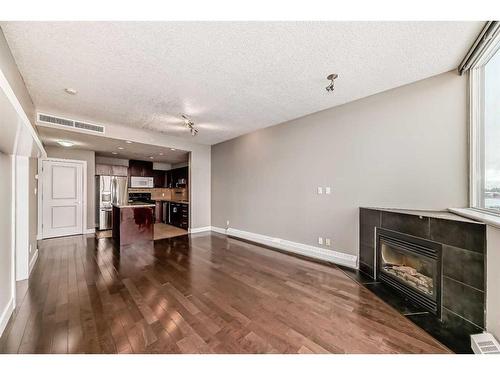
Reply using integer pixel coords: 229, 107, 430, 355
96, 155, 190, 243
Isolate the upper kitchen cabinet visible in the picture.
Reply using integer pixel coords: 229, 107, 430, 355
167, 166, 188, 188
153, 169, 166, 188
128, 160, 154, 177
96, 164, 128, 176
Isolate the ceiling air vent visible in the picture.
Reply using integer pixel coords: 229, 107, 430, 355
74, 121, 104, 134
471, 333, 500, 354
37, 113, 105, 135
38, 114, 74, 127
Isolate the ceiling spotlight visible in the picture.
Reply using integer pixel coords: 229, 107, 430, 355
181, 114, 199, 136
64, 88, 77, 95
149, 156, 154, 159
159, 152, 164, 156
112, 152, 118, 155
117, 146, 124, 150
325, 73, 338, 92
125, 140, 133, 144
57, 140, 74, 147
170, 148, 176, 151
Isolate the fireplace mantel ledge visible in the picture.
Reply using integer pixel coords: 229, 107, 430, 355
448, 208, 500, 229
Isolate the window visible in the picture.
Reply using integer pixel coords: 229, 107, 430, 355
483, 51, 500, 211
468, 23, 500, 214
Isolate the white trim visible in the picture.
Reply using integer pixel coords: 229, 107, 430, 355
39, 157, 87, 239
210, 226, 358, 269
188, 226, 212, 234
15, 156, 30, 281
84, 228, 96, 234
449, 208, 500, 229
210, 226, 227, 235
0, 67, 46, 158
29, 248, 39, 276
10, 157, 16, 311
0, 298, 15, 338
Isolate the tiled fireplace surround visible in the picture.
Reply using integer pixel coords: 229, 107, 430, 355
358, 208, 486, 353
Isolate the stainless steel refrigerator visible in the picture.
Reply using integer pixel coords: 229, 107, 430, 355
96, 175, 128, 230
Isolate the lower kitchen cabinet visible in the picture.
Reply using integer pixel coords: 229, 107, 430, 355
168, 202, 189, 229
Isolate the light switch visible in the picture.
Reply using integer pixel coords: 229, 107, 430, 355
325, 187, 331, 195
318, 237, 323, 245
325, 238, 331, 246
317, 187, 323, 195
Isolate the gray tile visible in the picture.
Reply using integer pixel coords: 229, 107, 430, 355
443, 245, 484, 291
359, 261, 375, 279
360, 208, 381, 247
441, 307, 483, 337
381, 211, 430, 239
430, 218, 485, 254
442, 276, 485, 328
359, 244, 374, 268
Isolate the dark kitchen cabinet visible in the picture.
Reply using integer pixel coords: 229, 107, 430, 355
169, 202, 189, 229
153, 170, 166, 188
128, 160, 154, 178
166, 166, 188, 188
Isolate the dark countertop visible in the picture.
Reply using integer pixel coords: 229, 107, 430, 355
361, 207, 480, 223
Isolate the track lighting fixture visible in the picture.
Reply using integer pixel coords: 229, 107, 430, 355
181, 114, 199, 136
325, 73, 338, 92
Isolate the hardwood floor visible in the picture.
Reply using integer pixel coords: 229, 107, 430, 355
153, 223, 188, 240
0, 232, 450, 354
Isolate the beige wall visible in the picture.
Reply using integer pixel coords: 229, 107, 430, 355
0, 27, 35, 125
212, 71, 468, 257
486, 226, 500, 339
45, 146, 96, 229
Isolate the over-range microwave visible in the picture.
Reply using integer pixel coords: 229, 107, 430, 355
130, 176, 154, 188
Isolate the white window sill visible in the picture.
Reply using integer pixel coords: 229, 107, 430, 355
448, 208, 500, 229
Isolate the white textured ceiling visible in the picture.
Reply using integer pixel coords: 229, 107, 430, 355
1, 21, 484, 145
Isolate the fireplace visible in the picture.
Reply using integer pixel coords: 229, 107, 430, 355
376, 228, 442, 316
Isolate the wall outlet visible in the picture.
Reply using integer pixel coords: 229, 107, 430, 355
325, 187, 331, 195
318, 237, 323, 245
325, 238, 331, 246
317, 187, 323, 195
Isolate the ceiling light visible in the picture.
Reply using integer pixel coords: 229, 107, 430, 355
159, 152, 164, 156
325, 73, 338, 92
112, 152, 118, 155
117, 146, 124, 150
149, 156, 154, 159
170, 148, 176, 151
181, 114, 199, 136
126, 140, 133, 144
64, 88, 77, 95
57, 140, 74, 147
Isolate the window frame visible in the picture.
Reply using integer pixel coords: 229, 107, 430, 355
468, 32, 500, 216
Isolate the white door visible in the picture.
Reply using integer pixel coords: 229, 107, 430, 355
42, 159, 84, 238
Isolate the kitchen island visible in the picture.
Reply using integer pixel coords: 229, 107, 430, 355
112, 202, 155, 246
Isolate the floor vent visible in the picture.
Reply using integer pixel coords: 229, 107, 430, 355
471, 333, 500, 354
37, 113, 105, 134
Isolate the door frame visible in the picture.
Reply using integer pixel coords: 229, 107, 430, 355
38, 157, 87, 239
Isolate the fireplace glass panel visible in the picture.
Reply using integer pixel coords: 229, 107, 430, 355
380, 242, 435, 298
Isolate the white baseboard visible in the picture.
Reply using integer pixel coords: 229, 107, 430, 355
188, 226, 212, 234
210, 226, 227, 235
0, 298, 14, 338
29, 248, 39, 276
210, 226, 358, 269
84, 228, 96, 234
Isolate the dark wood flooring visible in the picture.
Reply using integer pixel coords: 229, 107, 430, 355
0, 232, 451, 354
